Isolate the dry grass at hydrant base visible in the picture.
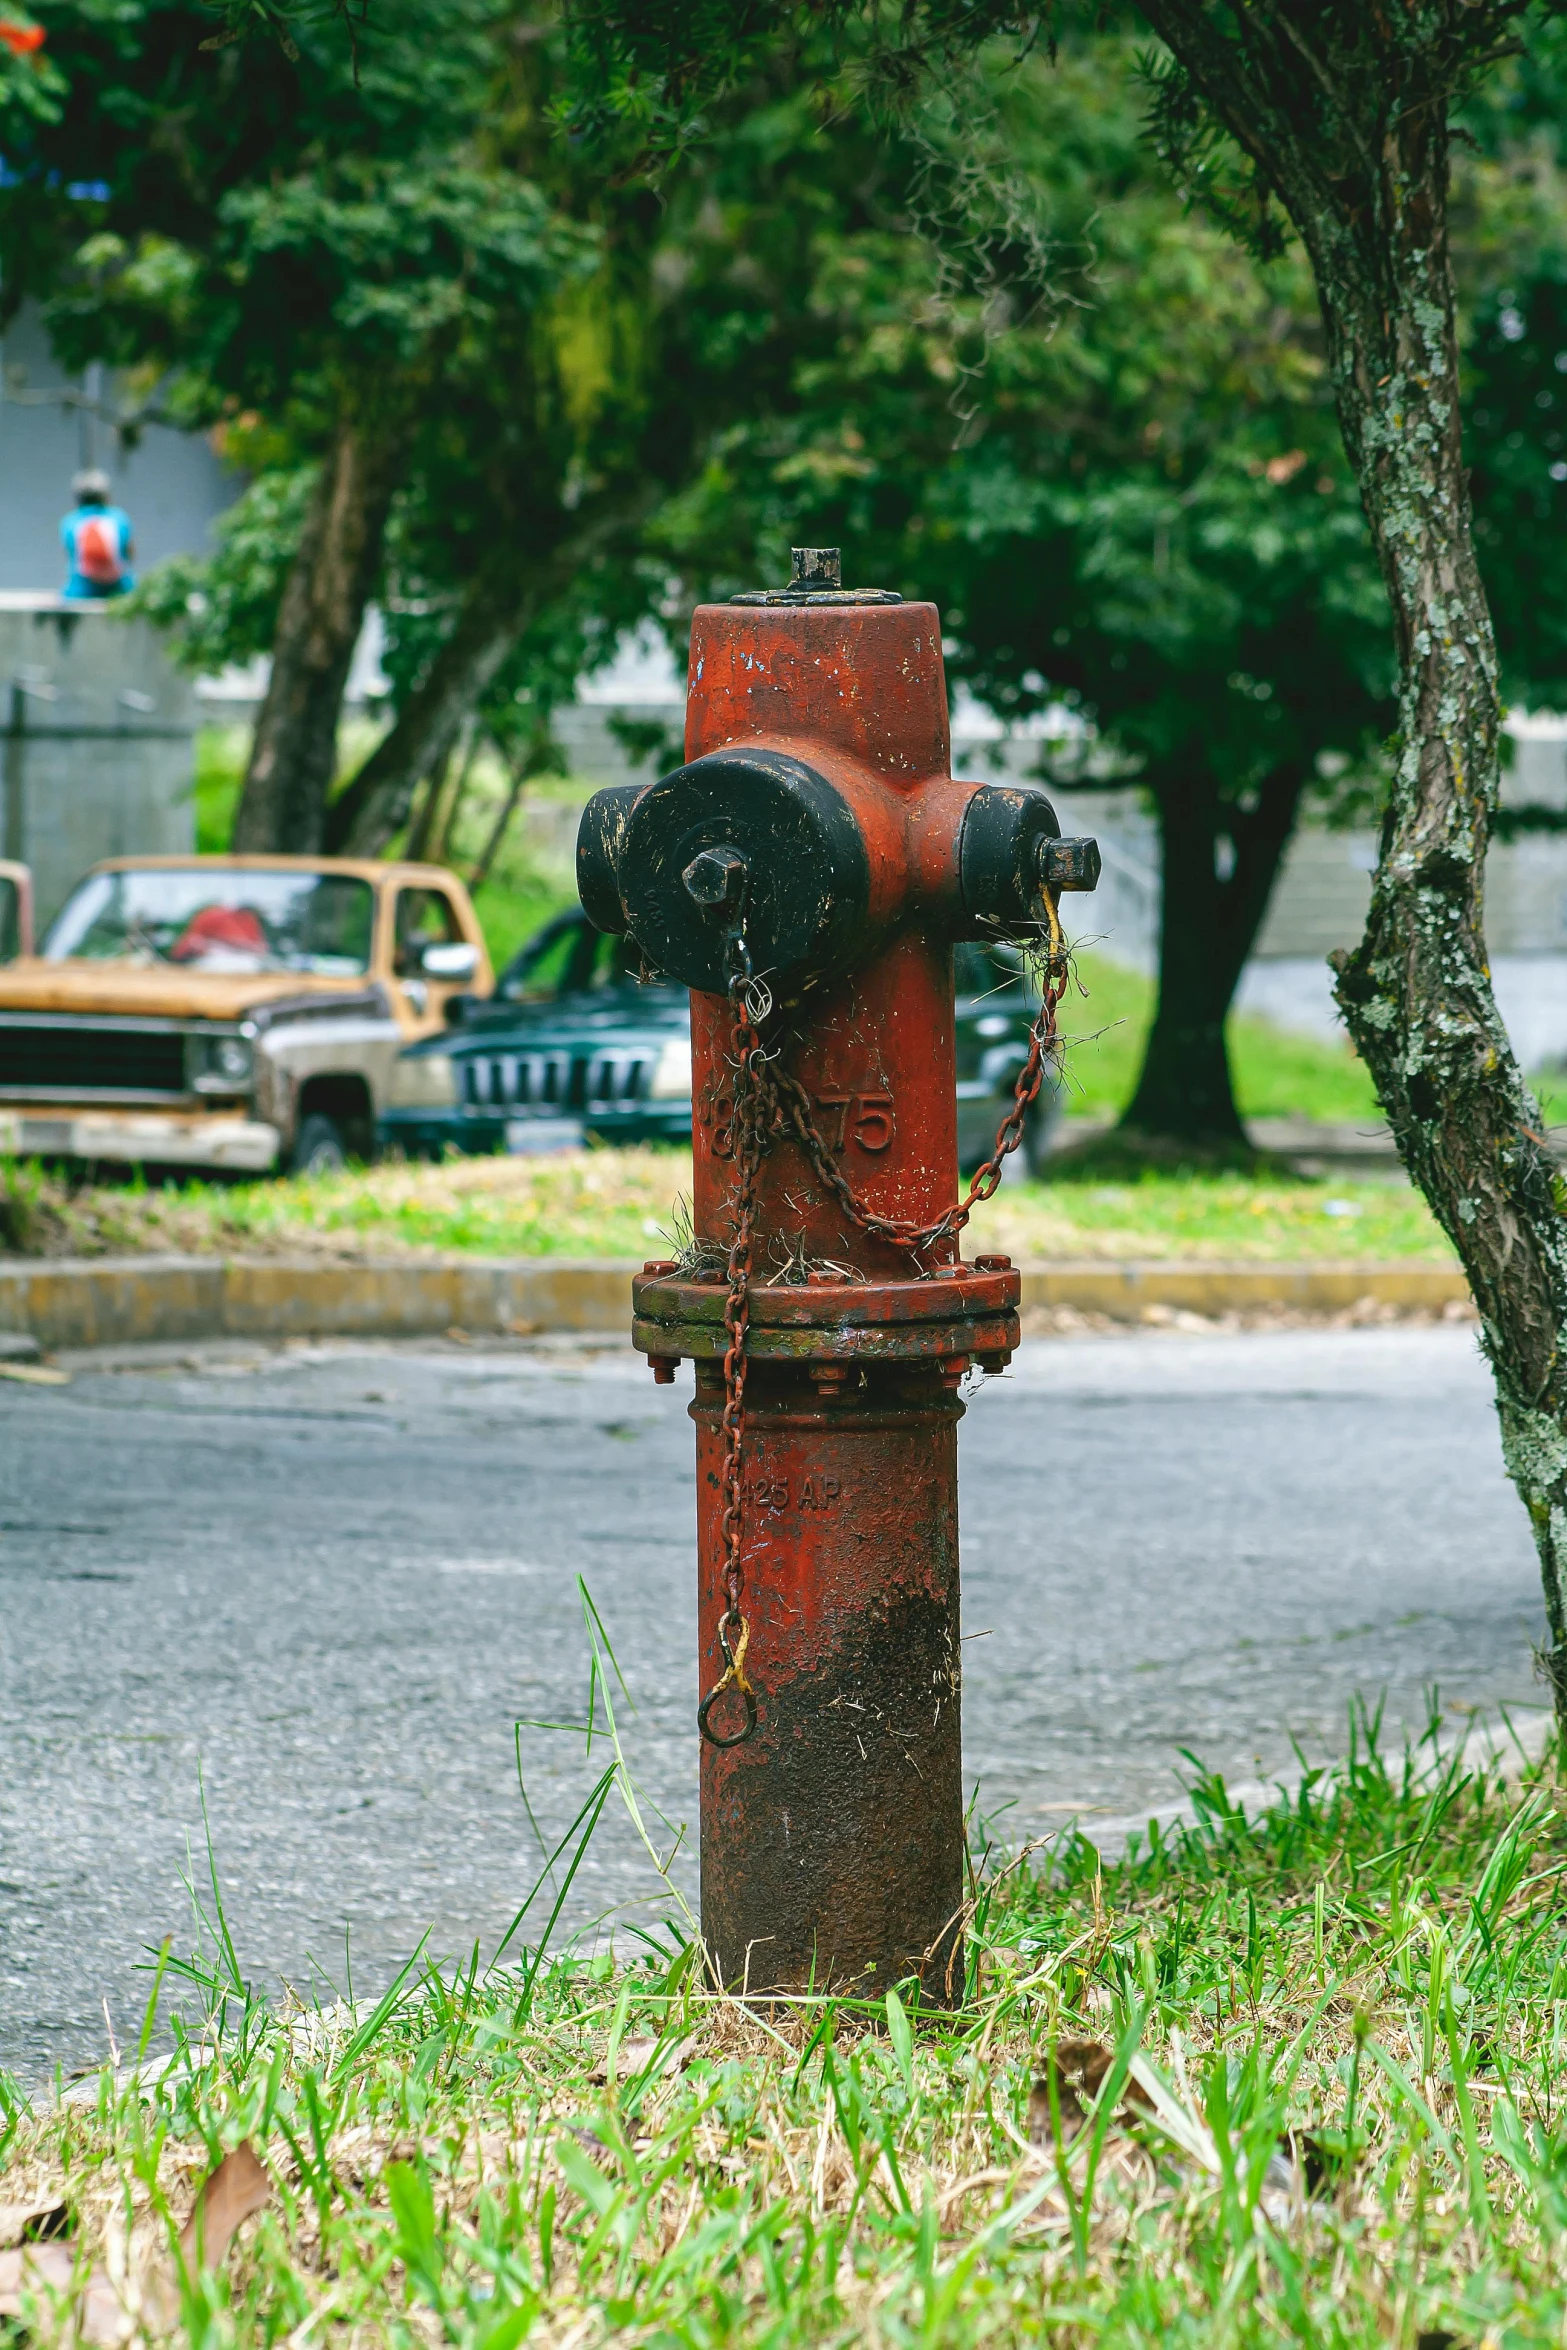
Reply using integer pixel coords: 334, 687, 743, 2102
7, 1709, 1567, 2347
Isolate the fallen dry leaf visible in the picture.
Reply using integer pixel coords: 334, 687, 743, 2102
1028, 2039, 1154, 2149
587, 2033, 695, 2085
0, 2239, 74, 2313
0, 2142, 272, 2343
142, 2140, 275, 2329
0, 2242, 123, 2344
178, 2141, 272, 2271
0, 2203, 68, 2250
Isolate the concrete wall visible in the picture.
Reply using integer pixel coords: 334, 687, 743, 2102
1236, 717, 1567, 1057
0, 598, 196, 928
0, 305, 235, 594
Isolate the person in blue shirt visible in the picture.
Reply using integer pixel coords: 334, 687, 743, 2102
61, 471, 135, 599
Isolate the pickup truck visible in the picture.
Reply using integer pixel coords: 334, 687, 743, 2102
0, 855, 491, 1174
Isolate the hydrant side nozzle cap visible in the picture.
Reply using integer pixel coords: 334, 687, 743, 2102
958, 781, 1064, 933
618, 747, 871, 994
576, 781, 645, 936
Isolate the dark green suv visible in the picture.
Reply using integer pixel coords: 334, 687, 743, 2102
379, 910, 1059, 1168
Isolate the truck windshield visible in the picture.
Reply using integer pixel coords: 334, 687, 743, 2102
43, 869, 375, 976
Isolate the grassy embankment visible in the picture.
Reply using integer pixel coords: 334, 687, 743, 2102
0, 1135, 1450, 1264
4, 1713, 1565, 2344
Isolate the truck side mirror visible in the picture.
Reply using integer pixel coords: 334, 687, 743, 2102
0, 862, 34, 962
421, 940, 480, 981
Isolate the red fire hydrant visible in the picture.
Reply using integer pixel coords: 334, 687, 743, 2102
578, 552, 1098, 2002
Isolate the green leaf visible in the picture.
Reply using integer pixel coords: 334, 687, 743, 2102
885, 1986, 914, 2096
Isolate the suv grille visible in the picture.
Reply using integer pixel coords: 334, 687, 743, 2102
461, 1048, 651, 1115
0, 1022, 188, 1097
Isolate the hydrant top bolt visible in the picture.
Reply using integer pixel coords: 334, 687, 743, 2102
973, 1254, 1012, 1273
682, 845, 749, 912
790, 547, 842, 592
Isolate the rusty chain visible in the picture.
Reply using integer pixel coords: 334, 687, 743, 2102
696, 928, 770, 1748
696, 893, 1071, 1749
774, 892, 1072, 1268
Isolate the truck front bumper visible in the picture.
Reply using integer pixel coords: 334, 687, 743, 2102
0, 1108, 282, 1172
379, 1104, 693, 1157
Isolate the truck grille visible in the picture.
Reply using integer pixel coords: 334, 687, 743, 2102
0, 1021, 187, 1098
461, 1048, 652, 1115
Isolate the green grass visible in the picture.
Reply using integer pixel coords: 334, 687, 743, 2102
193, 726, 249, 853
6, 1692, 1566, 2346
1062, 954, 1384, 1127
984, 1168, 1451, 1263
0, 1147, 1457, 1264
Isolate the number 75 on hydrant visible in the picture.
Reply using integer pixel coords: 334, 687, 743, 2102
576, 550, 1100, 2006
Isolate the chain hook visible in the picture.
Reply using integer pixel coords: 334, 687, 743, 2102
698, 1609, 758, 1748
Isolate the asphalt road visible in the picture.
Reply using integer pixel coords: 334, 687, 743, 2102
0, 1322, 1548, 2084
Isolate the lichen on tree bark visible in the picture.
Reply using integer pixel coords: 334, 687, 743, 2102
1139, 0, 1567, 1721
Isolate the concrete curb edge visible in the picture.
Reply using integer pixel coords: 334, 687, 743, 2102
0, 1253, 1470, 1353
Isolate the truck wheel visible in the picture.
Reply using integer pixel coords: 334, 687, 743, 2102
291, 1113, 349, 1175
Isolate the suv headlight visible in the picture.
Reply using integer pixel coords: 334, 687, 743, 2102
188, 1030, 255, 1095
648, 1036, 692, 1100
390, 1051, 459, 1110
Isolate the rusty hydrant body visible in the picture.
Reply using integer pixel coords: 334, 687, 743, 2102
577, 558, 1096, 2002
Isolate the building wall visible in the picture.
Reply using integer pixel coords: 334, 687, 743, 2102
0, 599, 196, 927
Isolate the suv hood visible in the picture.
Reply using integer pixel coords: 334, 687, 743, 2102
428, 986, 690, 1057
0, 960, 371, 1021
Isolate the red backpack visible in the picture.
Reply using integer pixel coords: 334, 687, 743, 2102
75, 513, 123, 585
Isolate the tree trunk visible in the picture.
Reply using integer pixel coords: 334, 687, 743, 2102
1122, 763, 1306, 1146
1141, 2, 1567, 1719
401, 749, 451, 864
232, 417, 404, 853
433, 720, 481, 863
325, 488, 659, 857
470, 746, 530, 892
1322, 211, 1567, 1699
324, 571, 531, 855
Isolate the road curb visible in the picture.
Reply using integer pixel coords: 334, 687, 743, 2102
0, 1252, 1470, 1351
1019, 1260, 1467, 1317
